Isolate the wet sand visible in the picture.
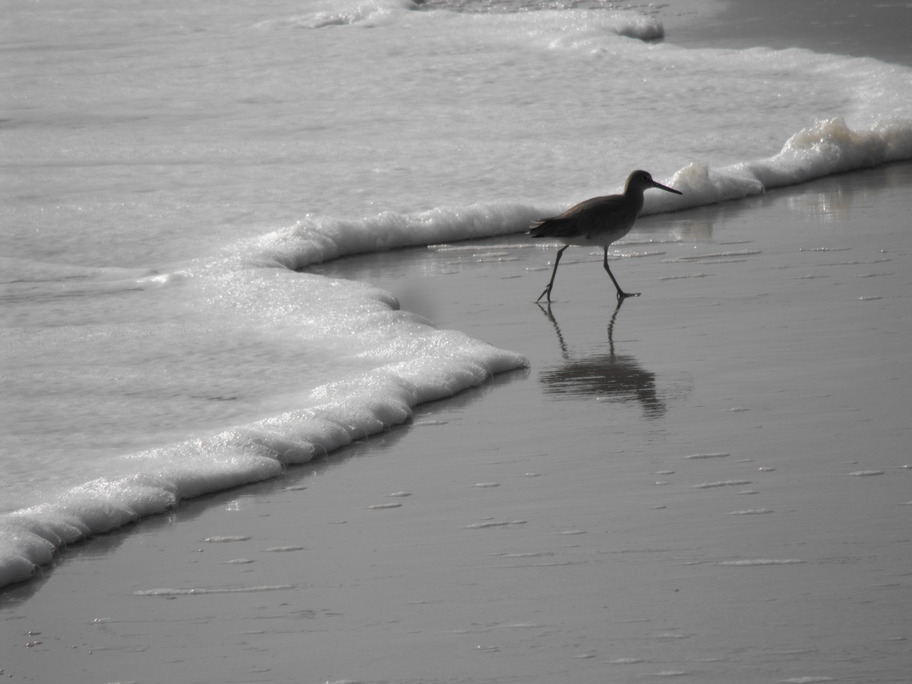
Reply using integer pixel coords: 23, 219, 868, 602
2, 163, 910, 683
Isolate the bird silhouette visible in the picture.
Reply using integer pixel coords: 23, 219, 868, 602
528, 170, 682, 302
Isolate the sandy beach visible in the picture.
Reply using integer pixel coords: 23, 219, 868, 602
3, 163, 910, 683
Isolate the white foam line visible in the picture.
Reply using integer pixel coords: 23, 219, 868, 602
718, 559, 805, 566
694, 480, 752, 489
677, 250, 762, 261
684, 452, 730, 459
429, 243, 535, 253
135, 584, 295, 596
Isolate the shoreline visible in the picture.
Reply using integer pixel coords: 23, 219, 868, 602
3, 163, 910, 683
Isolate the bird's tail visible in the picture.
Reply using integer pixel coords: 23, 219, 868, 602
527, 219, 547, 237
527, 217, 576, 239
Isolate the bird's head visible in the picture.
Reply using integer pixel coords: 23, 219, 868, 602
627, 170, 682, 195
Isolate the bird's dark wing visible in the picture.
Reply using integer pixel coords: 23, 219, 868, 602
527, 194, 623, 238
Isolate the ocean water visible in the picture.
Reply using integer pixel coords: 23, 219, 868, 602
2, 0, 911, 588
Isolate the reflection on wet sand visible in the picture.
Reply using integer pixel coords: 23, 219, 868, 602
537, 301, 665, 418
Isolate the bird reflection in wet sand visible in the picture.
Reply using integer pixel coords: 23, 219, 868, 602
537, 301, 666, 418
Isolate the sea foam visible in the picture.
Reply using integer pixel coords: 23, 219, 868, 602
0, 329, 526, 588
234, 116, 912, 274
0, 237, 528, 588
650, 118, 912, 214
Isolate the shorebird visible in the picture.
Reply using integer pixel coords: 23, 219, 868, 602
528, 170, 682, 302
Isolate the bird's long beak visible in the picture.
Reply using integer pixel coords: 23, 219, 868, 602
651, 180, 683, 195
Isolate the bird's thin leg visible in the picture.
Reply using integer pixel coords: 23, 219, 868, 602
536, 245, 568, 303
603, 248, 640, 299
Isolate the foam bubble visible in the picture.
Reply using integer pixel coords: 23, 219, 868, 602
718, 559, 806, 566
694, 480, 753, 489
